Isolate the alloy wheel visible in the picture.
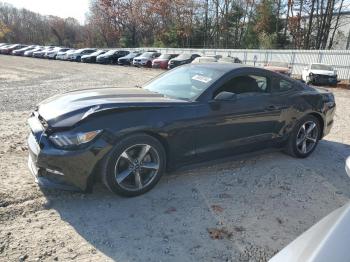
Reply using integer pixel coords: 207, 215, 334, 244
114, 144, 160, 191
296, 121, 318, 154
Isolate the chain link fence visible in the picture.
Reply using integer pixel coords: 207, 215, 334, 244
127, 48, 350, 80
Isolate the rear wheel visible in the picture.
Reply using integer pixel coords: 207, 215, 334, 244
102, 134, 166, 197
286, 115, 321, 158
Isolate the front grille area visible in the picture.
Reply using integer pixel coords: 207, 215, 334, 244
314, 74, 336, 81
28, 112, 47, 147
37, 114, 48, 129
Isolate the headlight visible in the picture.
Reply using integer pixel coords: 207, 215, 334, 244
49, 130, 102, 149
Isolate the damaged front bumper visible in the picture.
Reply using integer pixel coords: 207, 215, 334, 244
27, 114, 112, 192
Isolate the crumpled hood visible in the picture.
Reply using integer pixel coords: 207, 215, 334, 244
310, 69, 336, 76
37, 88, 185, 128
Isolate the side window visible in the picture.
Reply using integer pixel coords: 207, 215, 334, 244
273, 78, 294, 92
214, 74, 269, 97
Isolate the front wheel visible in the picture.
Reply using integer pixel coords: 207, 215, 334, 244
286, 115, 321, 158
102, 134, 166, 197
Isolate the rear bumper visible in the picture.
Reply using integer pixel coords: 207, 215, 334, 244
322, 102, 336, 137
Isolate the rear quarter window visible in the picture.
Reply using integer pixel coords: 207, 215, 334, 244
272, 78, 294, 92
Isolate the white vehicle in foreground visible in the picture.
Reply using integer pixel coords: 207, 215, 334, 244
302, 63, 338, 86
270, 156, 350, 262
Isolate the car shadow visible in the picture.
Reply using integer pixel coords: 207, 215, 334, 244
42, 139, 350, 261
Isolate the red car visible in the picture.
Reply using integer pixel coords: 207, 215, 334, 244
152, 54, 178, 69
0, 44, 27, 55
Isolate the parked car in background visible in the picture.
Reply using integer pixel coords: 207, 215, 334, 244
152, 54, 178, 69
192, 56, 220, 64
168, 53, 200, 69
118, 52, 141, 65
264, 61, 292, 76
56, 49, 75, 60
132, 51, 161, 67
0, 44, 27, 54
302, 63, 338, 86
24, 46, 43, 57
33, 46, 55, 58
67, 48, 96, 62
0, 43, 7, 48
45, 47, 70, 59
12, 45, 38, 56
97, 50, 130, 64
218, 56, 242, 64
0, 44, 10, 53
81, 50, 106, 63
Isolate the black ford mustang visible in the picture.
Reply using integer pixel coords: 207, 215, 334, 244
27, 64, 336, 196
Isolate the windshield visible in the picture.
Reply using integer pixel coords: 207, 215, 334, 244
157, 54, 171, 59
311, 64, 333, 71
143, 66, 225, 100
91, 50, 105, 56
125, 52, 139, 58
140, 52, 154, 58
176, 54, 191, 60
105, 50, 117, 55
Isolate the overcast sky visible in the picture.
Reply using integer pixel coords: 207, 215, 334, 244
3, 0, 90, 24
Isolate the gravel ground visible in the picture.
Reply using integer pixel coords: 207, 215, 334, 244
0, 55, 350, 262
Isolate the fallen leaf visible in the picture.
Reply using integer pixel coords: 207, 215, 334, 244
207, 227, 232, 240
211, 205, 224, 213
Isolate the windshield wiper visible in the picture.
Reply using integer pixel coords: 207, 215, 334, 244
134, 84, 143, 89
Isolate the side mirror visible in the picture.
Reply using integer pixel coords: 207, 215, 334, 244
214, 91, 237, 101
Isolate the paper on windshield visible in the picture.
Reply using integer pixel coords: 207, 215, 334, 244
192, 75, 212, 83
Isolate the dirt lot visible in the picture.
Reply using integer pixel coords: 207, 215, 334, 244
1, 55, 350, 262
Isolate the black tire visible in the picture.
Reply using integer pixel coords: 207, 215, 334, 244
101, 133, 166, 197
285, 115, 321, 158
76, 56, 81, 62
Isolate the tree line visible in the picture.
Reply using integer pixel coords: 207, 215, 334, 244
0, 0, 348, 49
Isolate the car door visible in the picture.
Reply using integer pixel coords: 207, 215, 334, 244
194, 69, 283, 159
112, 51, 123, 62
